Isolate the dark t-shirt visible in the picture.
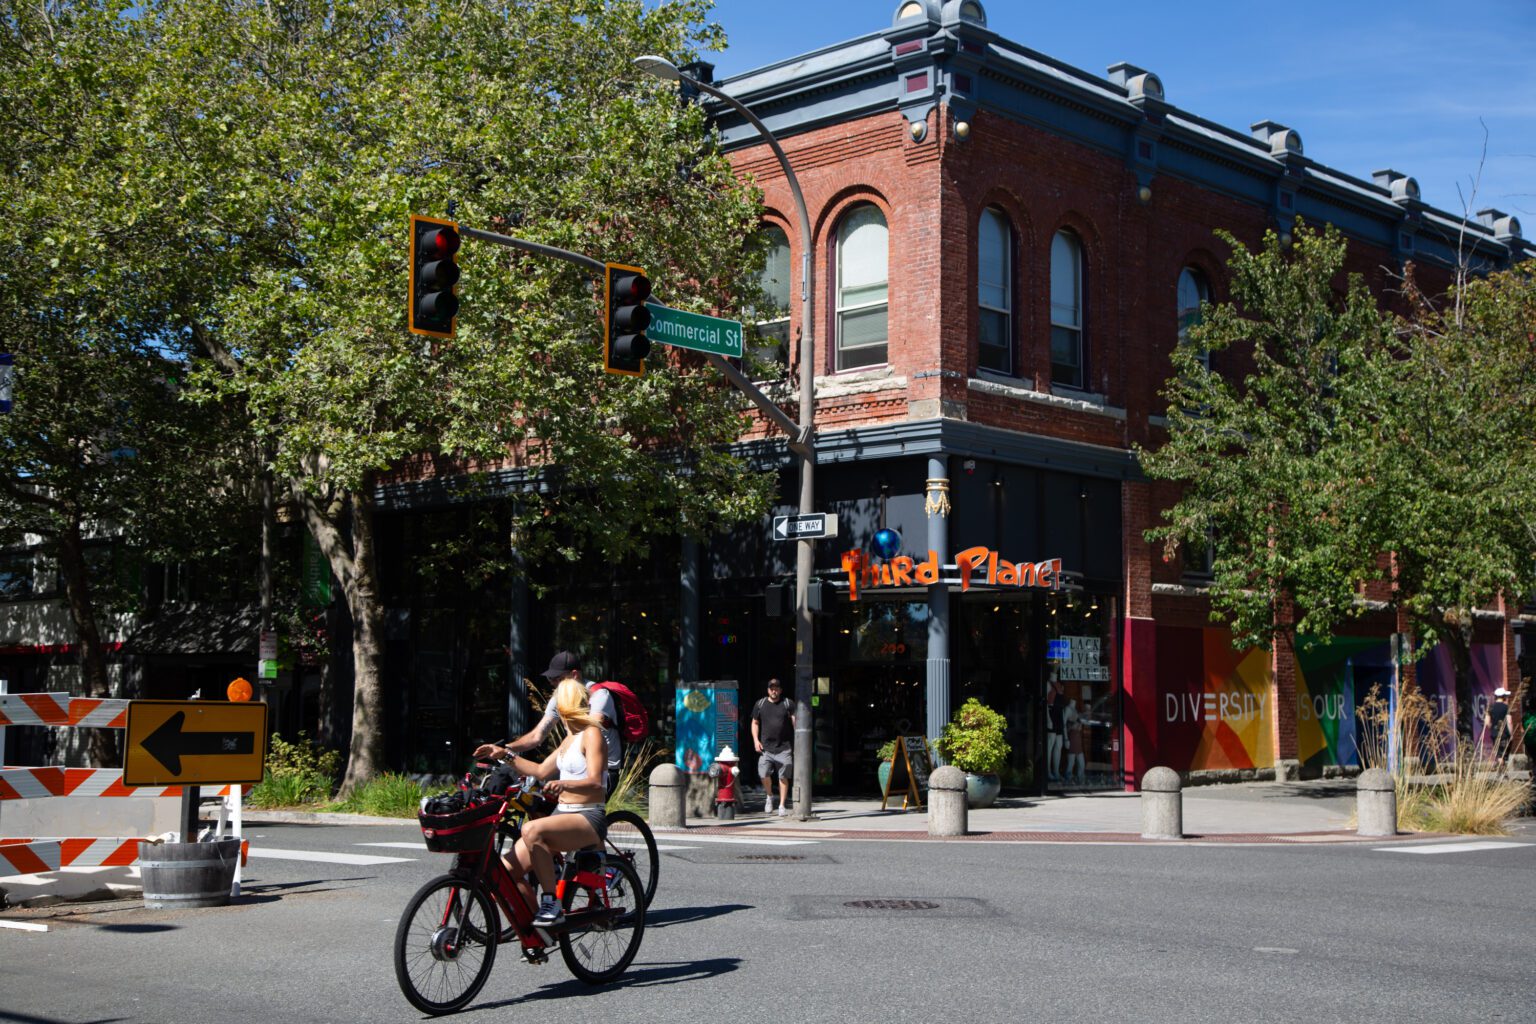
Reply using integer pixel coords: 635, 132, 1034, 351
1046, 691, 1065, 734
1487, 700, 1509, 729
753, 696, 794, 753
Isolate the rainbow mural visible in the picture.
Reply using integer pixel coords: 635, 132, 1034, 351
1156, 629, 1413, 772
1156, 626, 1273, 771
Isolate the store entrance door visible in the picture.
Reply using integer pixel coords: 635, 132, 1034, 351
829, 663, 926, 795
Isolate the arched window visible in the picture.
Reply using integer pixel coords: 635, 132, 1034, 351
1050, 229, 1084, 388
751, 224, 791, 373
836, 205, 889, 371
1177, 267, 1210, 370
977, 207, 1013, 374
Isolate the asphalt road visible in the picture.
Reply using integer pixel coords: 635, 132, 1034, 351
2, 820, 1534, 1023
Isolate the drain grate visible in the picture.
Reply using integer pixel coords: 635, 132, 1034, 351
736, 854, 806, 862
842, 899, 940, 911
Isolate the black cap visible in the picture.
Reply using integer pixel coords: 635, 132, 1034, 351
542, 651, 582, 680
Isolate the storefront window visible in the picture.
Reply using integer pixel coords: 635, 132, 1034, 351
1043, 590, 1119, 790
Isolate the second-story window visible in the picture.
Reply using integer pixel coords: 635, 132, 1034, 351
835, 204, 888, 371
1177, 267, 1210, 370
751, 224, 792, 375
1050, 229, 1084, 388
977, 207, 1013, 374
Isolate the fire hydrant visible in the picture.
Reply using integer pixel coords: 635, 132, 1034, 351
709, 744, 741, 819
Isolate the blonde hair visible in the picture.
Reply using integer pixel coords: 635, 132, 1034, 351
553, 677, 601, 731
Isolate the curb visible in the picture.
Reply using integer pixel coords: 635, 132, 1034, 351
238, 810, 419, 827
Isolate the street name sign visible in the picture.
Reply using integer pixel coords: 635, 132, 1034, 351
124, 700, 269, 787
645, 303, 744, 359
773, 513, 839, 541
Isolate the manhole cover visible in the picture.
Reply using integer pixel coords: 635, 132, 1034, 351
842, 899, 940, 911
737, 854, 806, 862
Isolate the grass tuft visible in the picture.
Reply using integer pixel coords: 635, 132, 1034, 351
1358, 682, 1529, 834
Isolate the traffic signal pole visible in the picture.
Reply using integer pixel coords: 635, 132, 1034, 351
456, 214, 817, 817
456, 225, 806, 443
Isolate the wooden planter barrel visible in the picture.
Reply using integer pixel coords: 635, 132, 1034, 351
137, 838, 240, 909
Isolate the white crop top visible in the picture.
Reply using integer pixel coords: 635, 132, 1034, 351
556, 738, 590, 782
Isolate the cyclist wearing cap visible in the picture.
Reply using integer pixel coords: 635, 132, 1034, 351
480, 676, 607, 928
479, 651, 622, 791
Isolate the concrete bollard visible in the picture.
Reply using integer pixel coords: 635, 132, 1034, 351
1140, 766, 1183, 840
1356, 767, 1397, 837
648, 763, 686, 830
927, 765, 968, 837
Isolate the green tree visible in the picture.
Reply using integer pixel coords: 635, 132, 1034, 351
113, 0, 771, 793
0, 1, 258, 766
1139, 224, 1394, 652
1142, 220, 1536, 746
1354, 264, 1536, 740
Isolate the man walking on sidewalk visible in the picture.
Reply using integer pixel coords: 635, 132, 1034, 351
752, 678, 795, 816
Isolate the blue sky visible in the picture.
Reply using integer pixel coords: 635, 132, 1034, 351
701, 0, 1535, 223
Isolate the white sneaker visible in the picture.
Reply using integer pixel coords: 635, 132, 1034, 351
764, 795, 774, 813
532, 895, 564, 928
776, 805, 788, 817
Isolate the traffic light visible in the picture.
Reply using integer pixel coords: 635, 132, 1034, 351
409, 214, 460, 338
604, 262, 651, 376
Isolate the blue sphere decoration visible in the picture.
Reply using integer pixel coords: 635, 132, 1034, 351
871, 528, 903, 560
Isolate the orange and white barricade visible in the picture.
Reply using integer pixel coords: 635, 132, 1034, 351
0, 691, 251, 894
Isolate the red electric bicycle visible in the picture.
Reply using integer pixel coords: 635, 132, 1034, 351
393, 767, 646, 1015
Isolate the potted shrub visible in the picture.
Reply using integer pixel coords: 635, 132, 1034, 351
876, 739, 898, 796
936, 699, 1011, 808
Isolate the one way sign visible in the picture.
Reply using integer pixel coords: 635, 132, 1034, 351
772, 513, 839, 541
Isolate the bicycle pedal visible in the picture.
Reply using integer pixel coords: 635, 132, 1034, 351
520, 947, 549, 966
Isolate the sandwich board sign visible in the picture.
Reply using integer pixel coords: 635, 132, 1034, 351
880, 736, 932, 811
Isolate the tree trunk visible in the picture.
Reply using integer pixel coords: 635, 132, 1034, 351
316, 487, 386, 798
55, 516, 119, 768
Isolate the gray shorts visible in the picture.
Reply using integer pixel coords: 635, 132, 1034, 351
554, 803, 608, 841
759, 748, 793, 782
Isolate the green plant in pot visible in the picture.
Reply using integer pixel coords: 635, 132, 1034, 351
936, 699, 1011, 808
876, 738, 898, 796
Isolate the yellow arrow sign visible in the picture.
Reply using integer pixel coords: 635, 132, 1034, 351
124, 700, 269, 787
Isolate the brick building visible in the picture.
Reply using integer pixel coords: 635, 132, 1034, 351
66, 0, 1520, 789
664, 0, 1532, 792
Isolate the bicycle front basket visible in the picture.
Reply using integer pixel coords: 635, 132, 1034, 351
419, 796, 501, 853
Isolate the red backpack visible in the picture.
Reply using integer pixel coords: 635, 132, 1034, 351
590, 681, 649, 745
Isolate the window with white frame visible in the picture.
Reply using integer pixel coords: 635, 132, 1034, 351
751, 224, 792, 374
977, 207, 1013, 374
1050, 229, 1084, 388
1177, 267, 1210, 370
836, 205, 889, 371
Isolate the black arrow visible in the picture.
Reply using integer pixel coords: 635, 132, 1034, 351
142, 711, 255, 775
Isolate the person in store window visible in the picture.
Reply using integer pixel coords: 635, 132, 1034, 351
1063, 692, 1086, 786
1044, 674, 1066, 783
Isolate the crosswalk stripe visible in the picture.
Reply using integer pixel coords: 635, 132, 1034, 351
1376, 841, 1527, 855
357, 842, 427, 850
0, 919, 48, 932
247, 848, 415, 866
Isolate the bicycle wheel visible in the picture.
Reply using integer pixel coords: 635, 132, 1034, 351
394, 875, 499, 1016
603, 808, 658, 908
558, 856, 646, 984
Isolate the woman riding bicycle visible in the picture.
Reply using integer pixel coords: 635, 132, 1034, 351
473, 677, 607, 928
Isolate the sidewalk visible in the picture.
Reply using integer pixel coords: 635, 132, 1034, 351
680, 779, 1388, 843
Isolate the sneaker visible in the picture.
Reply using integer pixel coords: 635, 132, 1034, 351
764, 795, 775, 813
532, 895, 564, 928
776, 805, 788, 817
